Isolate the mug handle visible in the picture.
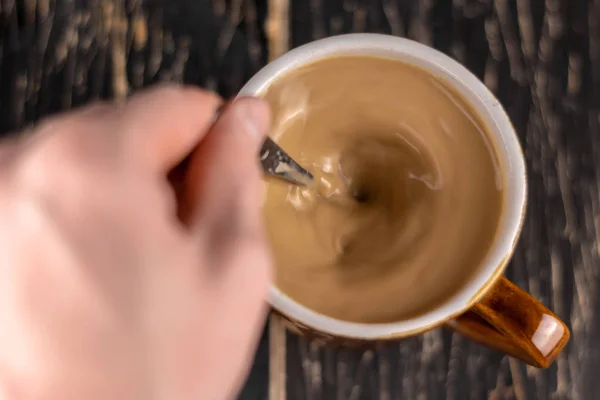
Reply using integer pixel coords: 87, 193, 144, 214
445, 277, 570, 368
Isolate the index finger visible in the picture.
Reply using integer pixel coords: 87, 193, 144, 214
116, 84, 222, 172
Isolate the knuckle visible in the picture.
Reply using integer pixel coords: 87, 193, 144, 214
141, 84, 189, 105
15, 110, 117, 195
17, 135, 94, 195
70, 102, 116, 121
142, 84, 220, 108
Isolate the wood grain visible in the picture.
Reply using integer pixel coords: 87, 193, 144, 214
1, 0, 599, 399
265, 0, 289, 397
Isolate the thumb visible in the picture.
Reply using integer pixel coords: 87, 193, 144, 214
178, 97, 270, 239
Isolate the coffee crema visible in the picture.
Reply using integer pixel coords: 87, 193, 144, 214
261, 56, 504, 323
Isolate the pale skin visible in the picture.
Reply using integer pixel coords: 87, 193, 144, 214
0, 85, 272, 400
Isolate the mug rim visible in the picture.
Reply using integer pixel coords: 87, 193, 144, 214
239, 33, 527, 339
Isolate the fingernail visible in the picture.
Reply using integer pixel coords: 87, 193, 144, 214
233, 98, 271, 144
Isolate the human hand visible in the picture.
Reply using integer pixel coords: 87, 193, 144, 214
0, 85, 272, 400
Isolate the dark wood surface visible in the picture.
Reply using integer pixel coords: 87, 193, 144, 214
1, 0, 599, 399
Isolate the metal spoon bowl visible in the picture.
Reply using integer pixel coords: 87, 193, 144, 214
260, 137, 314, 186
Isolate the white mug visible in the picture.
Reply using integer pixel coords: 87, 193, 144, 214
239, 34, 569, 368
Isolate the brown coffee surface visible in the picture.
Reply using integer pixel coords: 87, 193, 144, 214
261, 56, 504, 323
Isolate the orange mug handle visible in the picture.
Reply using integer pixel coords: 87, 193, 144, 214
446, 277, 570, 368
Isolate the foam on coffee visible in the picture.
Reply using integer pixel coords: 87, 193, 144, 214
261, 56, 504, 323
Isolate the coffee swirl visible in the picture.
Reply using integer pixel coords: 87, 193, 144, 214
262, 56, 503, 323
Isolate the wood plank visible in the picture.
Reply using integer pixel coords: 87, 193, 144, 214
265, 0, 290, 397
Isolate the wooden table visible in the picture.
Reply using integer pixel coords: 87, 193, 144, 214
1, 0, 598, 399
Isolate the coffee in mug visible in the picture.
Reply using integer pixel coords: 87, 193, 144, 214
261, 55, 503, 324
